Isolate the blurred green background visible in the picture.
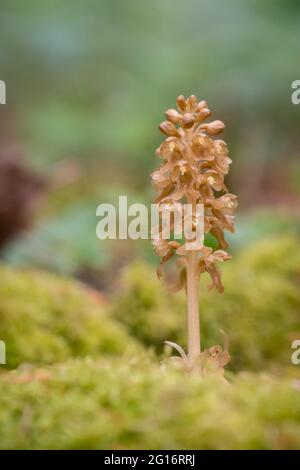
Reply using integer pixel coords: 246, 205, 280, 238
0, 0, 299, 283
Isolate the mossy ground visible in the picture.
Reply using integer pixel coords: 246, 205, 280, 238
0, 357, 299, 450
0, 265, 139, 369
0, 236, 300, 449
112, 236, 300, 371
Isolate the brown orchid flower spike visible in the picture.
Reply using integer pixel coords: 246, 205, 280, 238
151, 94, 237, 376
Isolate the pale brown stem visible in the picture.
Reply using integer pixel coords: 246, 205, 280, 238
184, 128, 201, 365
186, 250, 200, 361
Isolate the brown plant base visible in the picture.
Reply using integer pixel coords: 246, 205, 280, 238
164, 330, 230, 382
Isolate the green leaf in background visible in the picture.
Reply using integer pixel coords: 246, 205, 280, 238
3, 204, 109, 274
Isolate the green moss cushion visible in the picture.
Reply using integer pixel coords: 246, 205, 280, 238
112, 236, 300, 371
0, 357, 299, 449
0, 265, 139, 368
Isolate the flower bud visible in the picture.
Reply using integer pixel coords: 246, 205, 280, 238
176, 95, 186, 112
196, 100, 207, 111
182, 113, 195, 129
165, 108, 182, 124
159, 121, 179, 137
197, 107, 211, 121
201, 120, 225, 135
187, 94, 197, 110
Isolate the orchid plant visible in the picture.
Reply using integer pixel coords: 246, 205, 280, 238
151, 94, 237, 376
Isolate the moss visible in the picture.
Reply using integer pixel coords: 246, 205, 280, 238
112, 260, 186, 350
0, 357, 299, 449
112, 236, 300, 371
0, 265, 139, 368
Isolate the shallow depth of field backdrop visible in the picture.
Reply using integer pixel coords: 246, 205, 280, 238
0, 0, 300, 450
